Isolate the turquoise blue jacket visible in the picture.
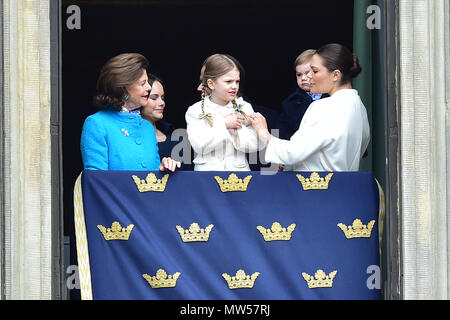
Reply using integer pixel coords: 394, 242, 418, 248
80, 109, 160, 170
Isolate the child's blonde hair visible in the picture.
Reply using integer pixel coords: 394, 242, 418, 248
294, 49, 316, 69
200, 54, 250, 125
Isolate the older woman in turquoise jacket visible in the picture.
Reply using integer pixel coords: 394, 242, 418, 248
80, 53, 180, 171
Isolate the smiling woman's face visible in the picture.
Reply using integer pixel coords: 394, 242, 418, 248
141, 80, 165, 123
123, 69, 151, 110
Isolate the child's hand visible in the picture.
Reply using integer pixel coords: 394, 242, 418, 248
224, 114, 244, 130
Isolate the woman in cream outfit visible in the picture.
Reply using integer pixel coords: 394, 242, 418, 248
186, 54, 260, 171
250, 44, 370, 172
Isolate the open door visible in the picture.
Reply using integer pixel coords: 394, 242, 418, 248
61, 0, 398, 300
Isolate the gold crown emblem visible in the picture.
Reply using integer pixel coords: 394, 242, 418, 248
176, 222, 214, 242
142, 269, 181, 289
97, 221, 134, 240
214, 173, 252, 192
302, 269, 338, 289
256, 222, 296, 241
337, 219, 376, 239
132, 173, 169, 192
296, 172, 333, 190
222, 269, 260, 289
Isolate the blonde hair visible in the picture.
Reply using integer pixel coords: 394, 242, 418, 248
294, 49, 316, 69
200, 54, 250, 124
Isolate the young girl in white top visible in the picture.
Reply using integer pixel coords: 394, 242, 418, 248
185, 54, 260, 171
250, 43, 370, 172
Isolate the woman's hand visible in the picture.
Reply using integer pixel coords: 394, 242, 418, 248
159, 157, 181, 172
249, 112, 272, 144
224, 113, 244, 130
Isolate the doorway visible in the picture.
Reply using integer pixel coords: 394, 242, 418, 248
62, 0, 356, 299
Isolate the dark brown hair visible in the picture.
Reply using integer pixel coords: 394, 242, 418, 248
148, 73, 163, 87
93, 53, 149, 110
315, 43, 362, 85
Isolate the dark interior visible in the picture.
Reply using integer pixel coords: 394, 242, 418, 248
62, 0, 354, 299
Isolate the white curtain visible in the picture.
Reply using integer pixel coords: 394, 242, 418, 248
399, 0, 450, 300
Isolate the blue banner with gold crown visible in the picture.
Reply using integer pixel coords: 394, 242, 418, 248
73, 171, 383, 300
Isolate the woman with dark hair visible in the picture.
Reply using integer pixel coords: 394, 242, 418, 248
141, 74, 173, 146
250, 43, 370, 172
80, 53, 180, 171
141, 74, 191, 170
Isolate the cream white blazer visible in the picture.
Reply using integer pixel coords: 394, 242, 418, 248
186, 96, 260, 171
265, 89, 370, 172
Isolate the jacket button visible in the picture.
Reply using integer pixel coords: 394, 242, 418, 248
135, 138, 142, 145
141, 161, 147, 168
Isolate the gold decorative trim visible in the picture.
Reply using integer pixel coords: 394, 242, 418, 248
176, 222, 214, 242
132, 173, 169, 192
73, 172, 93, 300
302, 269, 337, 289
296, 172, 333, 190
222, 269, 260, 289
375, 178, 385, 262
256, 222, 296, 241
142, 269, 181, 289
214, 173, 252, 192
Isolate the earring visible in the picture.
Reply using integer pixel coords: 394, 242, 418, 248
124, 94, 129, 101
